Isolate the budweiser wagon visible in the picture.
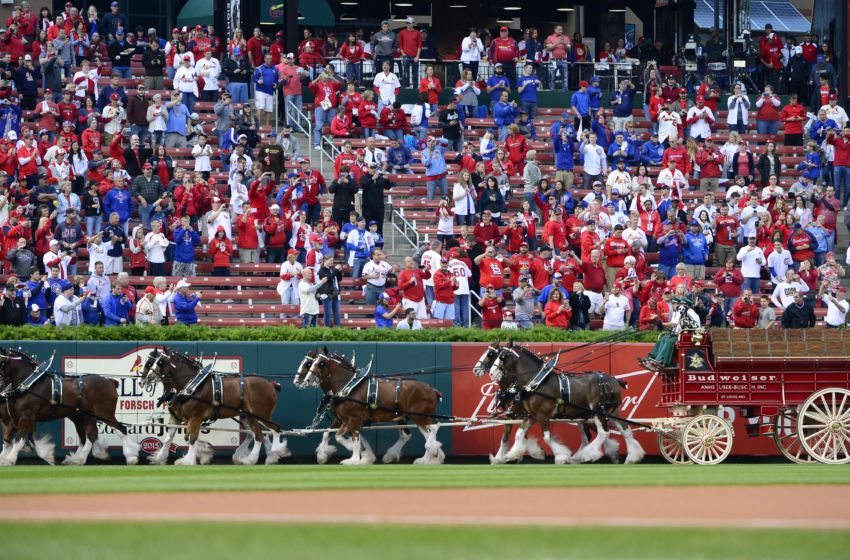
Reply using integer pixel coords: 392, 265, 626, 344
643, 328, 850, 465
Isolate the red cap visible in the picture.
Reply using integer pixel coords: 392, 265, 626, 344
696, 95, 705, 103
579, 80, 589, 88
143, 162, 153, 170
486, 284, 495, 289
300, 157, 311, 164
144, 286, 157, 294
182, 54, 191, 61
499, 26, 508, 32
613, 281, 623, 288
195, 25, 203, 30
287, 248, 299, 256
679, 87, 687, 94
172, 27, 180, 33
356, 149, 365, 156
695, 280, 706, 287
110, 93, 119, 101
276, 31, 284, 37
829, 93, 838, 100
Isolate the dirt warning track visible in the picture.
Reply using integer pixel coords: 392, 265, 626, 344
1, 486, 848, 529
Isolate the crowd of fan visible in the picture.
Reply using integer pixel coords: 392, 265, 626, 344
0, 6, 847, 330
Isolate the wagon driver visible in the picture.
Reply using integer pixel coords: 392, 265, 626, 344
644, 296, 702, 369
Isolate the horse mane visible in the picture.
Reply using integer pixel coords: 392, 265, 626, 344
512, 344, 544, 364
166, 349, 203, 368
327, 351, 355, 370
6, 348, 39, 365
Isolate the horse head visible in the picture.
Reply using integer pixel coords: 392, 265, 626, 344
139, 347, 173, 391
296, 346, 354, 390
0, 348, 38, 389
472, 342, 502, 378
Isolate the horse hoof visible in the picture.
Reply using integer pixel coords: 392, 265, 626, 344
625, 451, 646, 465
316, 452, 329, 465
488, 454, 506, 465
381, 452, 400, 464
413, 456, 428, 465
125, 456, 139, 466
554, 454, 572, 465
61, 456, 81, 466
340, 457, 360, 465
147, 455, 167, 465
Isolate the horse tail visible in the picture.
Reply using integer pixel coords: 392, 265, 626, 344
272, 381, 281, 393
615, 377, 627, 390
434, 389, 443, 402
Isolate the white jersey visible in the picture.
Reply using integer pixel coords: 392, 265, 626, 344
278, 260, 303, 290
771, 280, 809, 309
448, 258, 472, 295
420, 250, 442, 287
602, 293, 630, 330
736, 245, 765, 278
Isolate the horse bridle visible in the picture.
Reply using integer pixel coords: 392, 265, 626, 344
490, 347, 520, 383
141, 350, 174, 391
472, 345, 500, 378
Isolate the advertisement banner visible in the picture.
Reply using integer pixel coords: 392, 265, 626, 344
450, 343, 781, 457
62, 347, 242, 456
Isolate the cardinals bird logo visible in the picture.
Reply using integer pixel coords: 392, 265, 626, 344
130, 355, 143, 374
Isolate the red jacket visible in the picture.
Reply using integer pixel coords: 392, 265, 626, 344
827, 133, 850, 167
731, 299, 758, 328
248, 179, 274, 221
472, 221, 501, 246
603, 235, 629, 268
263, 215, 288, 247
397, 268, 430, 303
236, 214, 260, 249
503, 133, 528, 167
379, 107, 409, 133
544, 301, 571, 328
339, 42, 363, 64
297, 170, 326, 206
755, 94, 781, 121
419, 77, 442, 105
208, 230, 233, 267
661, 146, 689, 174
330, 114, 351, 137
712, 268, 744, 298
695, 147, 724, 178
358, 100, 378, 128
432, 269, 456, 304
480, 296, 503, 329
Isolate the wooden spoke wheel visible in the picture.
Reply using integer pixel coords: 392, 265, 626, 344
657, 426, 691, 465
772, 409, 814, 464
683, 414, 733, 465
797, 388, 850, 465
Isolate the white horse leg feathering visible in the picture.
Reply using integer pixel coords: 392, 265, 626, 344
504, 420, 531, 462
63, 438, 91, 466
573, 417, 608, 463
1, 437, 28, 466
316, 431, 337, 464
340, 433, 362, 465
543, 430, 573, 465
359, 436, 376, 465
616, 420, 646, 464
175, 440, 198, 466
382, 429, 411, 464
116, 431, 140, 465
91, 437, 109, 460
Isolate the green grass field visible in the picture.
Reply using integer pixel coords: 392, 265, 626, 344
0, 463, 847, 495
0, 522, 847, 560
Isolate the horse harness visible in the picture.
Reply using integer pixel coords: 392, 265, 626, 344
1, 363, 65, 407
519, 357, 572, 411
174, 363, 246, 423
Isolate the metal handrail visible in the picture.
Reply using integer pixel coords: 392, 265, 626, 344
469, 288, 483, 322
390, 208, 419, 254
285, 97, 312, 140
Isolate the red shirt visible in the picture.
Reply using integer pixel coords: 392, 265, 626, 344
714, 215, 738, 246
397, 29, 422, 57
490, 37, 518, 63
245, 36, 264, 67
827, 134, 850, 167
603, 236, 629, 268
419, 76, 442, 105
358, 100, 378, 128
508, 253, 534, 287
712, 268, 744, 298
503, 224, 527, 253
779, 103, 806, 135
15, 144, 39, 178
529, 256, 552, 290
788, 231, 814, 262
543, 220, 567, 251
308, 80, 339, 108
581, 261, 606, 292
579, 229, 600, 262
432, 269, 456, 304
478, 256, 506, 290
297, 170, 326, 205
397, 268, 429, 302
480, 296, 503, 329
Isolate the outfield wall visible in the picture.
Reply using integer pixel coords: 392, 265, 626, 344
12, 341, 781, 460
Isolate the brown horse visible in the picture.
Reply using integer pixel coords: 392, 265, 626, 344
0, 348, 139, 466
481, 341, 645, 464
295, 347, 444, 465
139, 347, 288, 465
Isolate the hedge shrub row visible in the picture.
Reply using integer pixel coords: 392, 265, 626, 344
0, 325, 659, 343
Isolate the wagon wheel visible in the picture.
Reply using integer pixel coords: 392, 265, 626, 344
772, 409, 813, 464
682, 414, 733, 465
796, 388, 850, 465
657, 426, 691, 465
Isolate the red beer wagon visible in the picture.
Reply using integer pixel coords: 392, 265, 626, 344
644, 328, 850, 465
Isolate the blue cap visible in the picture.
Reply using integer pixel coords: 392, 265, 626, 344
115, 29, 124, 36
368, 220, 377, 226
591, 75, 600, 83
379, 292, 390, 299
232, 47, 241, 55
614, 130, 625, 137
287, 171, 298, 178
560, 111, 570, 119
58, 280, 73, 291
690, 219, 699, 226
793, 222, 802, 229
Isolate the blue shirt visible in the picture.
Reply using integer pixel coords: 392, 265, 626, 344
173, 291, 201, 325
611, 88, 636, 118
173, 226, 200, 263
486, 76, 511, 102
375, 304, 394, 328
683, 231, 709, 265
103, 292, 132, 326
517, 75, 539, 103
422, 140, 448, 177
640, 140, 664, 166
165, 103, 190, 135
658, 229, 683, 267
553, 135, 575, 170
537, 285, 569, 306
571, 90, 590, 117
805, 225, 829, 253
252, 64, 278, 96
492, 101, 518, 127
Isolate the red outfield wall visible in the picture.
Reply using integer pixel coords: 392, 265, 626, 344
450, 343, 782, 457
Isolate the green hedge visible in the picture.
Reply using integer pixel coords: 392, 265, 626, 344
0, 325, 658, 343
